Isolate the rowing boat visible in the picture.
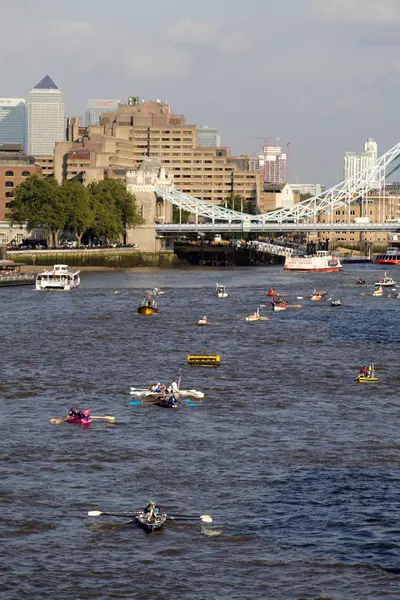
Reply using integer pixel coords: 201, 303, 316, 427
130, 388, 204, 399
66, 411, 92, 426
155, 396, 180, 409
355, 376, 379, 383
135, 512, 167, 532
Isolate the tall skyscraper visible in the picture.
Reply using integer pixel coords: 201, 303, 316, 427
86, 99, 121, 126
0, 99, 26, 148
344, 138, 378, 183
197, 125, 220, 147
28, 75, 65, 155
263, 145, 287, 183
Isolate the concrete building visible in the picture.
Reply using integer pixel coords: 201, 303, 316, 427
86, 99, 121, 126
259, 183, 296, 213
0, 99, 27, 149
263, 145, 287, 184
290, 183, 324, 197
197, 126, 220, 147
0, 144, 41, 225
54, 100, 264, 211
28, 75, 65, 156
344, 138, 378, 183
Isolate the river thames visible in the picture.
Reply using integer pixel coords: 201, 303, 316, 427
1, 265, 399, 599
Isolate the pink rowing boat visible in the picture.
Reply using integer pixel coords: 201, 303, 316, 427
66, 408, 92, 426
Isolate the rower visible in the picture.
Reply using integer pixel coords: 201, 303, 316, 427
359, 365, 367, 377
171, 380, 179, 393
144, 500, 160, 521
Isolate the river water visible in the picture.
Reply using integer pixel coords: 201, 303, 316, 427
1, 264, 399, 600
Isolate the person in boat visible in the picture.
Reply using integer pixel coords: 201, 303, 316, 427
367, 365, 373, 378
359, 365, 367, 377
68, 407, 79, 418
144, 500, 160, 521
146, 296, 152, 307
171, 380, 179, 393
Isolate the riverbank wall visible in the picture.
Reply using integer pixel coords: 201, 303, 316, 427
7, 248, 182, 268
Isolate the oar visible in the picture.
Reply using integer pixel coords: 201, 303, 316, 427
88, 510, 139, 518
287, 304, 302, 309
90, 415, 115, 421
50, 417, 68, 424
169, 514, 213, 523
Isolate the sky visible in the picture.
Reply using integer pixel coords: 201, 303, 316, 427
1, 0, 400, 186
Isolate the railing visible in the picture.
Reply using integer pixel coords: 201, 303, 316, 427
156, 222, 400, 233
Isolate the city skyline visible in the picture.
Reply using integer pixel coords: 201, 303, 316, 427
1, 0, 399, 185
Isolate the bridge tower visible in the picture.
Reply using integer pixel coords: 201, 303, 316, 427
126, 158, 174, 251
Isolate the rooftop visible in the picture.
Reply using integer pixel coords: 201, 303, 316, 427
33, 75, 60, 90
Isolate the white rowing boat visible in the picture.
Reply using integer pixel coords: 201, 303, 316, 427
130, 387, 205, 399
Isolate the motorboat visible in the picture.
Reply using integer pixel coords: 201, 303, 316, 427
374, 272, 396, 287
35, 264, 80, 291
215, 283, 229, 298
375, 247, 400, 266
138, 296, 159, 314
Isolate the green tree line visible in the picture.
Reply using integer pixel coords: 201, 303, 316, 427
8, 176, 143, 247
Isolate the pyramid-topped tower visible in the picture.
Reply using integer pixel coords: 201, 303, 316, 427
28, 75, 64, 155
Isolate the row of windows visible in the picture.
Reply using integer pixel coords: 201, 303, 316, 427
3, 170, 31, 177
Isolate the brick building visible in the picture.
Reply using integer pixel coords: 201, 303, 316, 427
0, 144, 41, 219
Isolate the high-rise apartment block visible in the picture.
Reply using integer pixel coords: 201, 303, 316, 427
28, 75, 65, 156
344, 138, 378, 183
197, 126, 220, 147
0, 99, 27, 148
85, 99, 121, 126
263, 145, 287, 184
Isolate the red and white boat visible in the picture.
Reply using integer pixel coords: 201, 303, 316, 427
284, 251, 342, 272
375, 247, 400, 266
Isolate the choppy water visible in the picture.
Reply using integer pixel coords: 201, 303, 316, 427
1, 264, 399, 600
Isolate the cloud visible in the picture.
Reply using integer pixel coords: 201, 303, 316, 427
165, 17, 219, 46
310, 0, 400, 24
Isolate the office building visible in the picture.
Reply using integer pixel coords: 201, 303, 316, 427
28, 75, 65, 155
0, 99, 26, 148
197, 126, 220, 147
290, 183, 325, 197
344, 138, 378, 183
85, 99, 121, 126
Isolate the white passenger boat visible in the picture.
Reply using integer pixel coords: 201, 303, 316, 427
215, 283, 229, 298
284, 251, 342, 272
374, 272, 396, 287
35, 264, 80, 291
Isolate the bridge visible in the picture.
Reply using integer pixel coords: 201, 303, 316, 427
155, 222, 400, 234
152, 141, 400, 231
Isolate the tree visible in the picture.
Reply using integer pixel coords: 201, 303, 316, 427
172, 205, 191, 224
8, 175, 66, 246
61, 180, 93, 246
88, 179, 143, 244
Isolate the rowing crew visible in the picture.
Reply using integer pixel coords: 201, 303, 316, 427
149, 381, 179, 393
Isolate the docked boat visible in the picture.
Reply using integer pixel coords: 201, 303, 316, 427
0, 260, 35, 287
135, 512, 167, 532
66, 408, 92, 426
373, 287, 383, 296
284, 251, 342, 272
375, 247, 400, 266
374, 272, 396, 287
35, 264, 80, 291
215, 283, 229, 298
138, 296, 159, 314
